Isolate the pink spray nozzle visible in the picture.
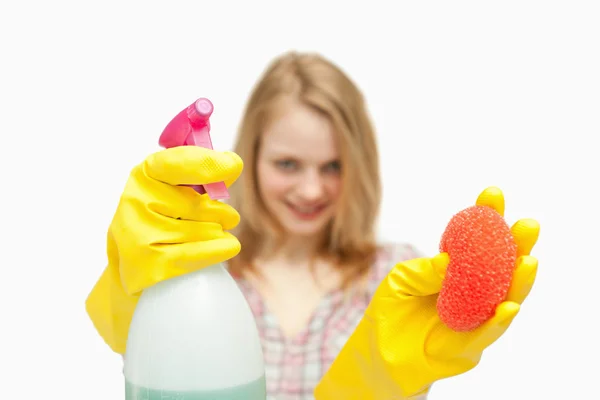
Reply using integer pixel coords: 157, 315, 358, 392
159, 98, 213, 148
191, 98, 213, 120
158, 97, 230, 200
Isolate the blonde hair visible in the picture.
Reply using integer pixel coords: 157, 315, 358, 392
227, 51, 382, 289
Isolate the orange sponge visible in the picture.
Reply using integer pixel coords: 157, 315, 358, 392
437, 205, 517, 332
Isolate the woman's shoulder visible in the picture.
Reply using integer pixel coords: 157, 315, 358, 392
373, 241, 425, 273
366, 242, 426, 295
377, 241, 424, 261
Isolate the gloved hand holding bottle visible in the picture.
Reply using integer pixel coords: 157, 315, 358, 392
85, 145, 244, 355
314, 187, 540, 399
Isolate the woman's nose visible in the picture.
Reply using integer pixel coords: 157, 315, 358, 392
297, 172, 325, 201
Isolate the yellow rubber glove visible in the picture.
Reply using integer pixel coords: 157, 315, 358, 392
314, 187, 540, 399
85, 146, 244, 355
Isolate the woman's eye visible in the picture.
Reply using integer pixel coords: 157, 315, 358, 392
323, 161, 341, 173
275, 160, 297, 170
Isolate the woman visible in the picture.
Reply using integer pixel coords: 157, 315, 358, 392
226, 51, 422, 396
86, 51, 540, 399
226, 51, 424, 395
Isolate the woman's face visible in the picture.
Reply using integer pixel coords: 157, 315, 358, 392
256, 101, 342, 239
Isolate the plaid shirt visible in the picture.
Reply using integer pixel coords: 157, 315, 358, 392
233, 243, 422, 400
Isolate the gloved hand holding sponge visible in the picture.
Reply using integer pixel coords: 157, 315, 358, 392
314, 187, 539, 399
86, 142, 539, 398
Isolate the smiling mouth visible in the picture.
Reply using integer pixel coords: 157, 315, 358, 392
285, 202, 328, 220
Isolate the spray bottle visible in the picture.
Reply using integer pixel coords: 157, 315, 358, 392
123, 98, 266, 399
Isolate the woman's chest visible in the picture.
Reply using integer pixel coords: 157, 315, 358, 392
239, 283, 369, 399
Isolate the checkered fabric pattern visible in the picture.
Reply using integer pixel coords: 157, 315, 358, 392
234, 243, 422, 400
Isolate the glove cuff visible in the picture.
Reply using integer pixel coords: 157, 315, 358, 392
313, 317, 434, 399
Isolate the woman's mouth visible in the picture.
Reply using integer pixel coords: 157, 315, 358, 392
286, 202, 328, 220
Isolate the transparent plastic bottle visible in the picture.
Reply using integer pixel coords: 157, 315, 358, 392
123, 263, 266, 399
123, 98, 266, 399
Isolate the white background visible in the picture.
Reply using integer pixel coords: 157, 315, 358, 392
1, 0, 599, 398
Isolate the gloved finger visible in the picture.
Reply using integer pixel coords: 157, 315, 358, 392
120, 232, 241, 294
511, 218, 540, 257
192, 198, 240, 231
155, 232, 241, 272
475, 186, 505, 216
126, 164, 241, 227
148, 220, 235, 246
114, 208, 237, 251
144, 146, 244, 187
388, 253, 449, 297
464, 301, 520, 354
505, 255, 538, 305
147, 190, 241, 230
426, 301, 520, 358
